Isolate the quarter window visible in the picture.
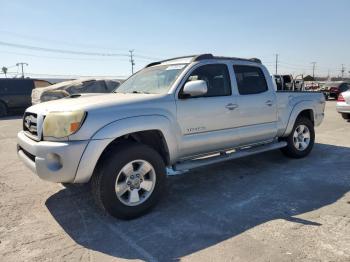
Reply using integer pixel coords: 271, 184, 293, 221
233, 65, 268, 95
184, 64, 232, 97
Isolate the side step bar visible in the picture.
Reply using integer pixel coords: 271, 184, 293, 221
172, 141, 287, 172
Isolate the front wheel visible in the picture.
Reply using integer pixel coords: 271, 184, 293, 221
280, 117, 315, 158
91, 142, 166, 219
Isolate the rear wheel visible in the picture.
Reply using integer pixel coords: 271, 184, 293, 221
341, 113, 350, 120
91, 142, 166, 219
281, 117, 315, 158
0, 102, 7, 117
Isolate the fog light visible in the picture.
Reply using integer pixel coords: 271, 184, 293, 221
46, 153, 62, 171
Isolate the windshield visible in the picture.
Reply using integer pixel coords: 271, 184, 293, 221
116, 64, 187, 94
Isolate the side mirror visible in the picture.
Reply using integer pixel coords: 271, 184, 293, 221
182, 80, 208, 98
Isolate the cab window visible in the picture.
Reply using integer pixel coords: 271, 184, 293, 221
233, 65, 268, 95
184, 64, 231, 97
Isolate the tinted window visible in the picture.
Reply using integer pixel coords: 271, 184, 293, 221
81, 80, 107, 93
105, 80, 121, 92
0, 79, 34, 95
185, 64, 231, 97
339, 83, 350, 92
233, 65, 268, 95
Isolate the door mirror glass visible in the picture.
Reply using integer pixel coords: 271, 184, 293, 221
182, 80, 208, 97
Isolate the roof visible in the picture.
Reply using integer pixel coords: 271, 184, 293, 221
145, 54, 261, 68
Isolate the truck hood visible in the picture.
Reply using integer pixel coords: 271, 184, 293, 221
27, 93, 164, 115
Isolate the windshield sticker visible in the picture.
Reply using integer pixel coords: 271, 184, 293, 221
166, 64, 185, 70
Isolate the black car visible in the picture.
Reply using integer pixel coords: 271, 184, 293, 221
0, 78, 51, 117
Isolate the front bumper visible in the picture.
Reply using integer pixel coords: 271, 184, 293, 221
17, 131, 88, 183
336, 102, 350, 114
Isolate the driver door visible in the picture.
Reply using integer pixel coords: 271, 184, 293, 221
176, 63, 241, 158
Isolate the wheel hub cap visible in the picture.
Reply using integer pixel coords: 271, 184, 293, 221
293, 124, 311, 151
115, 160, 156, 206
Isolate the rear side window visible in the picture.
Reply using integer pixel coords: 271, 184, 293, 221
339, 83, 350, 92
185, 64, 231, 97
81, 80, 107, 93
0, 79, 34, 95
105, 80, 121, 92
233, 65, 268, 95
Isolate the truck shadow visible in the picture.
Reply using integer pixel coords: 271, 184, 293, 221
45, 143, 350, 261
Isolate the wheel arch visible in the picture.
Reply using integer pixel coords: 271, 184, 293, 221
282, 101, 315, 137
73, 115, 179, 183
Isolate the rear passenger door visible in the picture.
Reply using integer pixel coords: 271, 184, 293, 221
232, 64, 278, 145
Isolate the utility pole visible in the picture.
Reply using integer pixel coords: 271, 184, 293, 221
16, 62, 28, 78
311, 62, 316, 79
129, 50, 135, 74
341, 64, 345, 79
275, 54, 278, 74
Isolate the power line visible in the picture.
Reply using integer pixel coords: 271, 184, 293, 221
0, 50, 131, 62
0, 40, 130, 57
0, 29, 130, 51
1, 71, 127, 78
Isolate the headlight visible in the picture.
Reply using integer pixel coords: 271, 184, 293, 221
43, 110, 86, 138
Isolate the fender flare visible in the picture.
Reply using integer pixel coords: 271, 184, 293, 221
74, 115, 179, 183
282, 100, 315, 137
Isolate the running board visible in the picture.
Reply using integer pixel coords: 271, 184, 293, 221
172, 141, 287, 172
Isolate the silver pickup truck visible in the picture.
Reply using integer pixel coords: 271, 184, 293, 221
17, 54, 325, 219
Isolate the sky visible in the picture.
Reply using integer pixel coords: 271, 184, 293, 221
0, 0, 349, 79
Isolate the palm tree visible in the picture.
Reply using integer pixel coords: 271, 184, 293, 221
1, 67, 8, 78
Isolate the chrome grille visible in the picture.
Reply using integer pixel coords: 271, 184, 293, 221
23, 112, 38, 138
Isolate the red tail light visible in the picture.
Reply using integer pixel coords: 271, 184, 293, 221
338, 94, 345, 102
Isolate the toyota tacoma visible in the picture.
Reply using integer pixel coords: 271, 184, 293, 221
17, 54, 325, 219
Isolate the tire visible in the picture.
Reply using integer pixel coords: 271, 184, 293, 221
91, 142, 166, 219
0, 102, 7, 117
341, 113, 350, 120
280, 117, 315, 158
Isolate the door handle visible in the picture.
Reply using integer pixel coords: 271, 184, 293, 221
225, 103, 238, 110
265, 100, 273, 106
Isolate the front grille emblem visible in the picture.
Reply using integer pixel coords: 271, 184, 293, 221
24, 115, 32, 129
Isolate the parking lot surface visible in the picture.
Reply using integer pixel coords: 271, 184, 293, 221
0, 101, 349, 262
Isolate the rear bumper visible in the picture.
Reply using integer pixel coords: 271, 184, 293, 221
336, 102, 350, 114
17, 131, 88, 183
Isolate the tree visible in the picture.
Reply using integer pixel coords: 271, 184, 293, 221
1, 67, 8, 78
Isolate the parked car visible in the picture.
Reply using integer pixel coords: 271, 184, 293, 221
31, 78, 122, 104
336, 90, 350, 120
0, 78, 51, 117
17, 54, 325, 219
322, 81, 350, 100
273, 74, 294, 90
